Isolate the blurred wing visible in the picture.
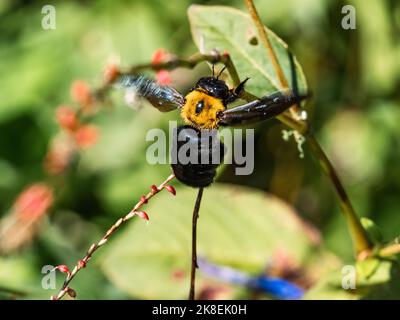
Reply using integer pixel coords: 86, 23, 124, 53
119, 75, 185, 112
218, 90, 309, 126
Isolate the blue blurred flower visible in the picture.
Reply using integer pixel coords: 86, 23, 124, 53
198, 257, 304, 300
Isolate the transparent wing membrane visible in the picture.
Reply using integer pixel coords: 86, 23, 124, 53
119, 75, 185, 112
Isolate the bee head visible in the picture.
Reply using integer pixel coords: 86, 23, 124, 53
193, 77, 231, 103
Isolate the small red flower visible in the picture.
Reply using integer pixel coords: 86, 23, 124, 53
140, 195, 148, 204
151, 48, 170, 65
103, 63, 120, 84
56, 106, 79, 131
78, 260, 87, 269
165, 185, 176, 196
136, 211, 149, 221
155, 70, 172, 86
14, 183, 53, 220
150, 185, 159, 193
70, 80, 94, 109
44, 137, 75, 175
74, 125, 99, 149
172, 269, 185, 281
55, 265, 70, 274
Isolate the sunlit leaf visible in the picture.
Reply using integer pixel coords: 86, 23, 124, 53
305, 260, 400, 299
360, 217, 383, 245
188, 5, 307, 96
100, 184, 326, 299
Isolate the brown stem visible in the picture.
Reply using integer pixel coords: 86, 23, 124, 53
188, 187, 204, 300
52, 174, 176, 300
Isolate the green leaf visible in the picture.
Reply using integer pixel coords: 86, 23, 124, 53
356, 258, 380, 279
305, 260, 400, 299
100, 184, 328, 299
360, 217, 383, 244
188, 5, 307, 97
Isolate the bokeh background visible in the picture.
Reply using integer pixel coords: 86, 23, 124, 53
0, 0, 399, 299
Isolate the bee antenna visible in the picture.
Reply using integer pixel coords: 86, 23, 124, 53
212, 63, 215, 77
216, 66, 226, 79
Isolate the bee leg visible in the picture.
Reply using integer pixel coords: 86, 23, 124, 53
226, 77, 250, 104
234, 77, 250, 96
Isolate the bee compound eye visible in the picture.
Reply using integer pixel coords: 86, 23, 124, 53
195, 100, 205, 115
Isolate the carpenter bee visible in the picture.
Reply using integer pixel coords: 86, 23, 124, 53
119, 67, 309, 188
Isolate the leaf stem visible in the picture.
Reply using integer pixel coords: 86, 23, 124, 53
188, 187, 204, 300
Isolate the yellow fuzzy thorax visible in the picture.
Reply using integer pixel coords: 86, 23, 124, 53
180, 90, 226, 130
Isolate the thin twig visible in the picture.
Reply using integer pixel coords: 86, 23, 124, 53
127, 52, 239, 82
188, 187, 204, 300
52, 174, 176, 300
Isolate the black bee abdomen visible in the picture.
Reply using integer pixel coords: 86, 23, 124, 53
171, 125, 225, 188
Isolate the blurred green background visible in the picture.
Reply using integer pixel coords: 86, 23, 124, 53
0, 0, 399, 299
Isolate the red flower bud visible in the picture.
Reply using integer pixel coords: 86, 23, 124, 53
140, 195, 148, 204
74, 125, 99, 149
136, 211, 149, 221
55, 265, 70, 274
172, 269, 185, 280
155, 70, 172, 86
70, 80, 94, 110
78, 260, 86, 269
14, 183, 54, 220
165, 185, 176, 196
56, 106, 79, 131
151, 48, 169, 65
150, 185, 158, 193
103, 63, 120, 84
44, 137, 75, 176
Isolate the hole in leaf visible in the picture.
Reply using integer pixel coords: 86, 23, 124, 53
249, 36, 258, 45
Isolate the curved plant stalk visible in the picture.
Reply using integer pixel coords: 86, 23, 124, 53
188, 187, 204, 300
243, 0, 372, 256
52, 174, 176, 300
